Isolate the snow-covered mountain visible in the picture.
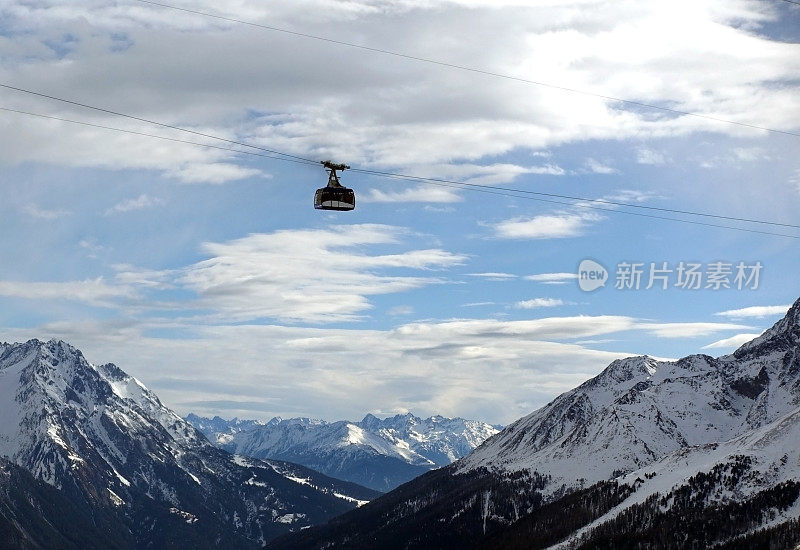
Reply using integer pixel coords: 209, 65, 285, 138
549, 403, 800, 548
459, 296, 800, 492
0, 339, 378, 548
267, 297, 800, 549
186, 412, 500, 491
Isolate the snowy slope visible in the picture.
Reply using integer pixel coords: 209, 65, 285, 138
550, 403, 800, 548
188, 412, 500, 491
459, 297, 800, 495
0, 339, 379, 547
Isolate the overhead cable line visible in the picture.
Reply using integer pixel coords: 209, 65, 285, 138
386, 175, 800, 239
0, 83, 317, 164
0, 90, 797, 238
131, 0, 800, 139
0, 107, 319, 166
350, 167, 800, 229
2, 82, 796, 230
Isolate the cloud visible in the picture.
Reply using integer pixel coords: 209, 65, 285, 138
174, 224, 467, 323
468, 272, 518, 280
0, 305, 773, 424
491, 186, 661, 240
104, 194, 165, 215
790, 170, 800, 194
23, 204, 71, 219
167, 163, 265, 184
0, 111, 266, 184
702, 333, 763, 350
636, 148, 666, 165
1, 223, 465, 324
713, 304, 791, 319
637, 322, 751, 338
1, 314, 644, 424
403, 163, 565, 185
364, 185, 462, 203
515, 298, 564, 309
387, 305, 414, 316
525, 272, 578, 284
363, 162, 565, 203
79, 239, 107, 259
493, 212, 601, 239
423, 205, 455, 213
0, 0, 796, 182
0, 278, 134, 307
584, 158, 618, 174
732, 147, 770, 163
605, 189, 658, 203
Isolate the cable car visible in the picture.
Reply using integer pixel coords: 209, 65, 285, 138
315, 160, 355, 211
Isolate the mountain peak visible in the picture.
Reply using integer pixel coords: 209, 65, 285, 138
584, 355, 656, 390
360, 413, 381, 425
733, 296, 800, 360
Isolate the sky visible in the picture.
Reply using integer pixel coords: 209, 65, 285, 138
0, 0, 798, 425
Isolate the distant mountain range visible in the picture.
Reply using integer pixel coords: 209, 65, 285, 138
267, 297, 800, 549
0, 339, 378, 548
186, 412, 500, 491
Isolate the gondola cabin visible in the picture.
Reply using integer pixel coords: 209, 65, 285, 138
314, 186, 355, 211
315, 160, 355, 211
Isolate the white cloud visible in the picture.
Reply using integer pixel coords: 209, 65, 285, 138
636, 148, 666, 165
23, 204, 70, 219
0, 304, 772, 424
713, 304, 791, 319
606, 189, 658, 203
525, 272, 578, 284
492, 186, 662, 240
493, 212, 601, 239
363, 162, 565, 203
0, 278, 134, 307
175, 224, 466, 323
423, 205, 455, 213
584, 158, 618, 174
0, 223, 463, 324
364, 185, 462, 203
0, 0, 796, 181
702, 333, 762, 350
638, 322, 751, 338
468, 272, 518, 280
105, 194, 165, 215
387, 305, 414, 316
515, 298, 564, 309
167, 163, 264, 184
0, 111, 265, 184
403, 163, 565, 185
732, 147, 770, 162
1, 315, 643, 424
79, 239, 106, 259
790, 169, 800, 194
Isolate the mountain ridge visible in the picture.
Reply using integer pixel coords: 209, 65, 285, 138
187, 410, 500, 491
